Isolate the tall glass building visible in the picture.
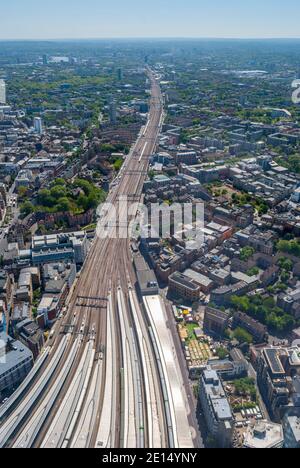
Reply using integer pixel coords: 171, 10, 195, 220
0, 79, 6, 104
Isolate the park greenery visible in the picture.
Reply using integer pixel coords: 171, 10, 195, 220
109, 154, 124, 172
100, 143, 130, 154
232, 402, 257, 412
277, 239, 300, 258
240, 246, 255, 262
113, 159, 124, 172
233, 327, 253, 345
231, 294, 296, 334
231, 192, 268, 215
275, 154, 300, 174
246, 267, 260, 277
20, 178, 106, 216
277, 257, 294, 271
234, 377, 257, 402
216, 347, 229, 360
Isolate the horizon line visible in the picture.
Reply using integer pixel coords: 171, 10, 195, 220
1, 36, 300, 42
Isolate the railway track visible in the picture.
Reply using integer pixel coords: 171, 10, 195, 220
0, 69, 171, 449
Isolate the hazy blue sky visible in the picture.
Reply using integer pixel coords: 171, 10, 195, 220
1, 0, 300, 40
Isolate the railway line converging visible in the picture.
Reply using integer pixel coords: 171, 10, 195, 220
0, 69, 195, 449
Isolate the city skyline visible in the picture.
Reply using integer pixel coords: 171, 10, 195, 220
1, 0, 300, 40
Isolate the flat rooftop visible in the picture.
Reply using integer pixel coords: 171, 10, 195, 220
285, 414, 300, 443
184, 269, 213, 288
202, 368, 232, 422
264, 348, 285, 376
143, 295, 194, 448
0, 332, 33, 376
170, 272, 199, 291
244, 421, 284, 449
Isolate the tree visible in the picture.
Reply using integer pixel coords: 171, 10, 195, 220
257, 202, 268, 215
216, 347, 229, 360
51, 178, 65, 187
278, 257, 293, 272
20, 201, 34, 216
179, 129, 189, 144
247, 267, 259, 277
74, 179, 93, 196
56, 197, 71, 212
288, 155, 300, 173
233, 327, 253, 344
192, 118, 201, 126
113, 158, 123, 172
50, 185, 67, 200
230, 293, 295, 334
277, 239, 300, 257
231, 295, 251, 313
281, 270, 290, 283
240, 247, 255, 262
263, 297, 276, 309
37, 189, 56, 208
18, 186, 28, 199
234, 378, 257, 402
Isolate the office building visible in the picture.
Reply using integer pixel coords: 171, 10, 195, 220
199, 368, 234, 448
183, 269, 214, 294
109, 100, 117, 124
34, 117, 43, 135
15, 268, 33, 303
233, 311, 268, 344
0, 332, 33, 398
0, 79, 6, 105
134, 256, 158, 296
208, 350, 248, 381
257, 346, 300, 420
117, 68, 123, 81
71, 234, 89, 265
15, 320, 44, 360
169, 272, 200, 302
15, 169, 34, 189
31, 231, 89, 266
203, 307, 230, 337
243, 421, 284, 449
291, 187, 300, 204
37, 262, 77, 325
283, 409, 300, 448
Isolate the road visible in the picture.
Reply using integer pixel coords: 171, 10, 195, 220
0, 69, 197, 449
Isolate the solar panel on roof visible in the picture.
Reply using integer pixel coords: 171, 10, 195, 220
265, 348, 284, 374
